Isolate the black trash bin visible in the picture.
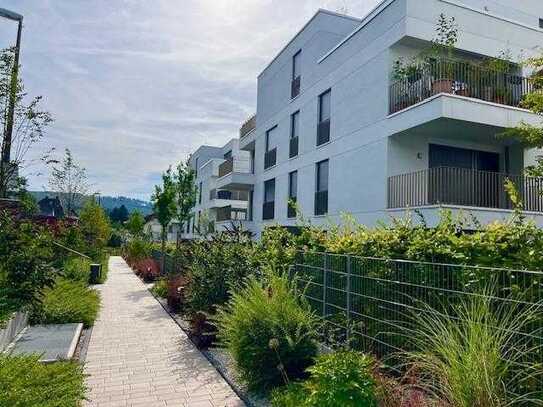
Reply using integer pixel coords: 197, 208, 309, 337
89, 263, 102, 284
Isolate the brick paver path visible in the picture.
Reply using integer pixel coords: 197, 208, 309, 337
84, 256, 244, 407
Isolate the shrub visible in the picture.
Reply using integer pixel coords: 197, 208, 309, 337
215, 275, 318, 391
151, 278, 168, 298
79, 200, 112, 259
271, 351, 378, 407
30, 279, 100, 327
187, 236, 259, 313
134, 258, 160, 282
62, 257, 91, 284
403, 289, 543, 406
0, 354, 86, 407
167, 274, 190, 311
123, 238, 152, 266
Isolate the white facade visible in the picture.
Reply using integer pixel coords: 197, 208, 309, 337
188, 2, 543, 238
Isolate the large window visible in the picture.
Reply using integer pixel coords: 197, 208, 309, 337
288, 170, 297, 218
263, 178, 275, 220
315, 159, 329, 215
290, 111, 300, 158
540, 18, 543, 29
317, 89, 331, 146
194, 157, 199, 178
291, 50, 301, 98
198, 182, 202, 204
265, 126, 278, 169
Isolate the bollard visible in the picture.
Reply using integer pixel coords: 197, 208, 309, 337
89, 263, 102, 284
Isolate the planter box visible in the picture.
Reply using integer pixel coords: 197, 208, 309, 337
0, 311, 28, 351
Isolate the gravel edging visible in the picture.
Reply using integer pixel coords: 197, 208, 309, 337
145, 280, 268, 407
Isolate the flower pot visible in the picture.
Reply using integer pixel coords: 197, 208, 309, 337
432, 78, 453, 94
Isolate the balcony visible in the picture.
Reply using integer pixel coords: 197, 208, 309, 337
387, 167, 543, 212
208, 189, 248, 209
218, 157, 234, 178
389, 58, 537, 115
289, 136, 299, 158
314, 190, 328, 216
240, 114, 256, 139
264, 148, 277, 170
262, 201, 275, 220
216, 157, 254, 191
216, 206, 248, 222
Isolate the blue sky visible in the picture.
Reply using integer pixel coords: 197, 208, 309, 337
0, 0, 379, 200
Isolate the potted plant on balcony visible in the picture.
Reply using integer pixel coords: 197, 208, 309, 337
429, 14, 459, 95
478, 50, 516, 104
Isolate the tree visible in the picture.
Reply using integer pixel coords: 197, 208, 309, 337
0, 47, 53, 198
151, 168, 176, 271
48, 149, 89, 215
126, 210, 145, 237
109, 205, 129, 224
173, 160, 198, 248
79, 199, 111, 259
500, 54, 543, 176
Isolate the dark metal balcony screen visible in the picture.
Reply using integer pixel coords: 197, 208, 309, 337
240, 114, 256, 138
218, 157, 234, 177
291, 75, 301, 99
314, 190, 328, 216
387, 167, 543, 212
287, 197, 297, 218
289, 136, 299, 158
264, 148, 277, 169
317, 119, 330, 146
263, 201, 275, 220
389, 58, 537, 114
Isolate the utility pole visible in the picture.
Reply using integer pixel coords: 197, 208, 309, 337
0, 8, 23, 198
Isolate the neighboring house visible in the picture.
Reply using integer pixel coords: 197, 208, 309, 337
188, 2, 543, 238
38, 196, 65, 218
144, 214, 181, 242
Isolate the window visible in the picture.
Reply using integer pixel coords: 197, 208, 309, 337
198, 182, 202, 204
315, 159, 329, 215
317, 90, 331, 146
288, 171, 298, 218
290, 111, 299, 158
540, 18, 543, 29
291, 50, 301, 98
263, 178, 275, 220
265, 126, 278, 169
194, 157, 199, 178
224, 150, 232, 159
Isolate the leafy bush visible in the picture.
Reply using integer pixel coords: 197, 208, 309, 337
187, 235, 260, 312
271, 351, 378, 407
0, 354, 86, 407
151, 278, 168, 298
62, 257, 91, 284
79, 200, 112, 259
134, 258, 160, 282
215, 275, 318, 391
30, 279, 100, 327
403, 289, 543, 406
0, 212, 55, 308
123, 238, 152, 266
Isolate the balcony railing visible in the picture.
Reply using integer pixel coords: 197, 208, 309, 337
289, 136, 299, 158
387, 167, 543, 212
263, 201, 275, 220
317, 119, 330, 146
216, 207, 248, 222
264, 148, 277, 169
240, 114, 256, 138
314, 190, 328, 216
209, 189, 249, 201
389, 58, 537, 114
218, 157, 234, 177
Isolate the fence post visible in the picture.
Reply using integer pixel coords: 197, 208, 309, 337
322, 253, 328, 318
346, 255, 352, 345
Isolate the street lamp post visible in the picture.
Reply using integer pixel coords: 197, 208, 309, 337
0, 8, 23, 197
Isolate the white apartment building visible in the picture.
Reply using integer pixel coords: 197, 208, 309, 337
187, 0, 543, 238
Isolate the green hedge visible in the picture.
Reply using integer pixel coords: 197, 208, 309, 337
0, 354, 86, 407
30, 279, 100, 327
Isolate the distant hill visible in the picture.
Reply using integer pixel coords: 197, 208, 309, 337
29, 191, 153, 215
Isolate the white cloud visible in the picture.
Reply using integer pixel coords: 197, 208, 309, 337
0, 0, 380, 200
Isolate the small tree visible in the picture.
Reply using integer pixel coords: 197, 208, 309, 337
126, 210, 145, 237
79, 199, 111, 259
173, 160, 198, 249
48, 149, 89, 215
500, 54, 543, 176
151, 168, 176, 271
0, 47, 53, 198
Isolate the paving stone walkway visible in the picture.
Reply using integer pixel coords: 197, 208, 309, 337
84, 256, 244, 407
